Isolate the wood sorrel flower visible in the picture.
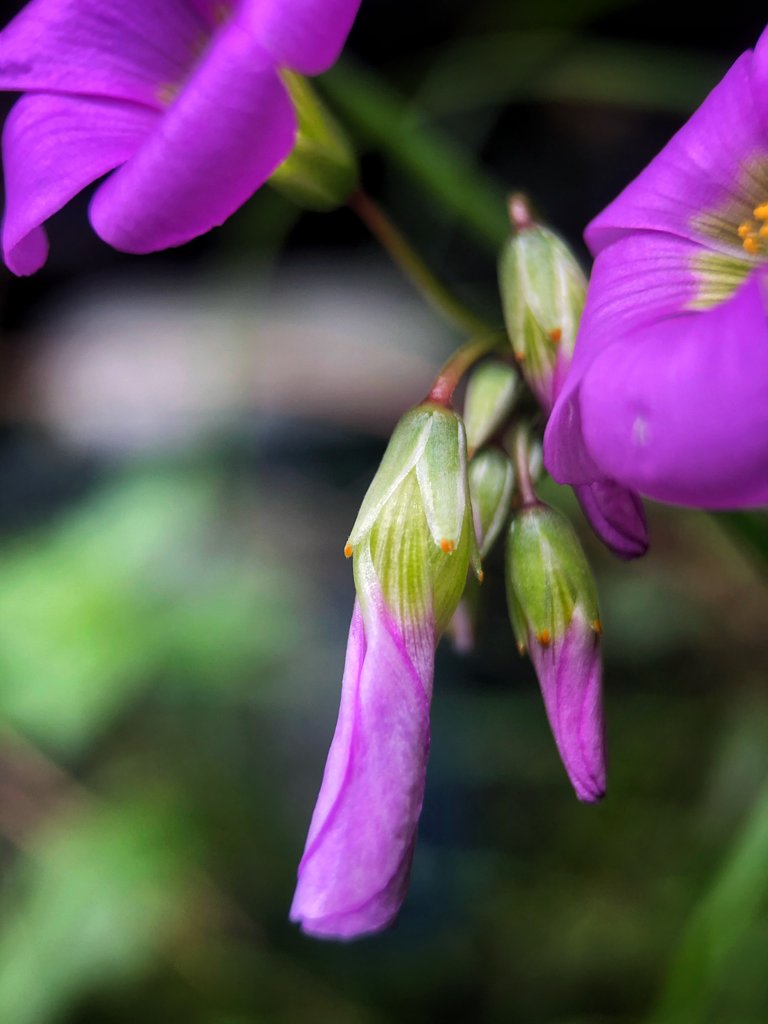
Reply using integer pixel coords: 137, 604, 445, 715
505, 501, 605, 803
290, 404, 480, 939
545, 25, 768, 508
0, 0, 361, 274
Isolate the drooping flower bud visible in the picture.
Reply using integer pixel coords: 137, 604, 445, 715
498, 195, 586, 413
505, 501, 605, 803
291, 403, 479, 939
271, 73, 358, 211
463, 361, 521, 456
468, 448, 515, 558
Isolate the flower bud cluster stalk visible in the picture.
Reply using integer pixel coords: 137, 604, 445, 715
293, 192, 628, 942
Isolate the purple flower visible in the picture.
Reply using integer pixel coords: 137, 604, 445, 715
545, 25, 768, 508
291, 404, 480, 939
0, 0, 361, 274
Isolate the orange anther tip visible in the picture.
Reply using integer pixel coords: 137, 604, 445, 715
515, 351, 525, 362
592, 619, 603, 636
537, 628, 551, 647
517, 642, 527, 656
754, 203, 768, 220
440, 538, 455, 554
344, 543, 353, 558
759, 225, 768, 238
477, 569, 485, 584
743, 235, 760, 255
548, 327, 562, 343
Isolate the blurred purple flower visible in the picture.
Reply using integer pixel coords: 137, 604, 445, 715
545, 25, 768, 508
0, 0, 361, 274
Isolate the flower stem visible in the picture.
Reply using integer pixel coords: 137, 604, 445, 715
509, 424, 538, 506
348, 188, 494, 338
426, 333, 504, 407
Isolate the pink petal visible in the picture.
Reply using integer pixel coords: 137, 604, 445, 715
290, 595, 433, 940
0, 0, 209, 108
2, 93, 157, 275
243, 0, 362, 75
574, 481, 648, 561
586, 51, 768, 257
530, 610, 605, 803
89, 29, 296, 255
578, 273, 768, 508
545, 231, 705, 486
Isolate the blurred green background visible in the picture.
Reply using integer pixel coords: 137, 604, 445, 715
1, 1, 768, 1021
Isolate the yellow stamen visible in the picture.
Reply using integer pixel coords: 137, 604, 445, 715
440, 538, 455, 554
592, 618, 603, 636
477, 569, 485, 584
738, 222, 752, 239
344, 543, 353, 558
536, 628, 551, 647
548, 327, 562, 344
754, 202, 768, 220
758, 225, 768, 238
517, 641, 527, 656
743, 235, 760, 255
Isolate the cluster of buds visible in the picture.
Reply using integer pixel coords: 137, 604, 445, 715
293, 194, 645, 942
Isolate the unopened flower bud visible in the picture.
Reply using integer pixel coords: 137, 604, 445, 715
271, 73, 358, 211
498, 195, 586, 413
292, 403, 480, 938
505, 502, 605, 802
468, 448, 515, 558
347, 403, 481, 631
463, 361, 521, 456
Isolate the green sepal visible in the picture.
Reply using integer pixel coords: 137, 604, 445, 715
270, 73, 358, 211
468, 449, 515, 558
348, 404, 476, 635
463, 362, 520, 455
415, 405, 467, 551
498, 220, 586, 403
505, 503, 599, 643
347, 407, 433, 548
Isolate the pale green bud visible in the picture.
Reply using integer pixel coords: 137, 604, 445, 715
346, 404, 481, 632
505, 502, 600, 654
498, 195, 587, 412
463, 362, 521, 456
270, 73, 358, 211
468, 449, 515, 558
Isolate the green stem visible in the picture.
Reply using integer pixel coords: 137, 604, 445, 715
426, 333, 503, 407
509, 424, 538, 506
348, 188, 494, 338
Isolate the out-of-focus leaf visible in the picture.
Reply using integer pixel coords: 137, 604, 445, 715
320, 60, 508, 249
0, 470, 293, 752
719, 511, 768, 574
411, 33, 726, 116
650, 783, 768, 1023
0, 797, 197, 1024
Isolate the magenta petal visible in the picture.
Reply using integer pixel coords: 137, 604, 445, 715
575, 481, 648, 560
586, 51, 768, 255
244, 0, 362, 75
579, 273, 768, 508
290, 599, 433, 940
0, 0, 208, 108
530, 611, 605, 803
89, 30, 295, 254
545, 232, 703, 487
2, 93, 156, 275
